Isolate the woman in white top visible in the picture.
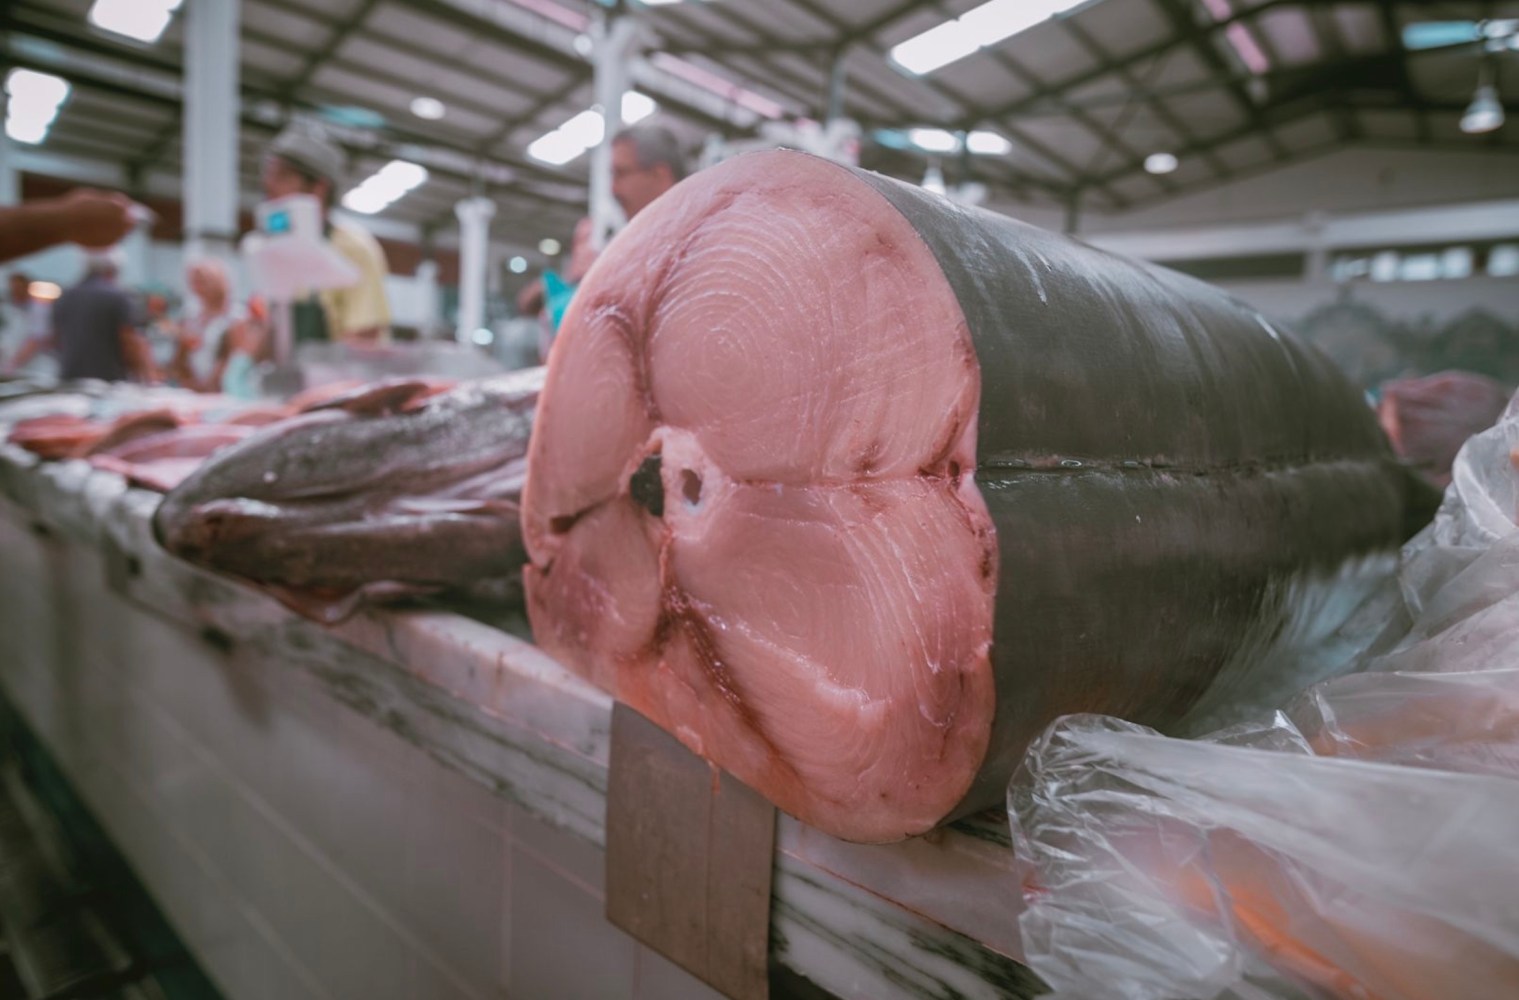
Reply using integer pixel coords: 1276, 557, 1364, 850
170, 258, 248, 393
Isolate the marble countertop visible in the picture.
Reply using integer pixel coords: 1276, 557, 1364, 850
0, 442, 1039, 1000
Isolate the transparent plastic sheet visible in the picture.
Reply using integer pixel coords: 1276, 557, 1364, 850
1009, 399, 1519, 1000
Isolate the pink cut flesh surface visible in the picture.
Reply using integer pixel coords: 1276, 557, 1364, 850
522, 153, 997, 843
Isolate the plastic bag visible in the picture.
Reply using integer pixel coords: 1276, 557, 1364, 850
1010, 395, 1519, 1000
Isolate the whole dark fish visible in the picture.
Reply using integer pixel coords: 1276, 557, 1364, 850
154, 370, 542, 621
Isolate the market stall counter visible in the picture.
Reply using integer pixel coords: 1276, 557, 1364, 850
0, 440, 1040, 1000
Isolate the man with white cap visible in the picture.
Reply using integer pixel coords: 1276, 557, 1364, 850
10, 248, 153, 381
261, 123, 391, 344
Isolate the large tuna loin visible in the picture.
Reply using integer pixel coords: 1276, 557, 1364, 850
521, 151, 1417, 843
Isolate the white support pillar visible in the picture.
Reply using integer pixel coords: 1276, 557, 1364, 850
415, 258, 440, 338
588, 14, 642, 252
0, 93, 19, 208
1303, 210, 1330, 283
184, 0, 240, 263
455, 197, 495, 344
119, 222, 151, 288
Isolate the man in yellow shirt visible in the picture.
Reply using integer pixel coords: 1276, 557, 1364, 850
261, 124, 391, 344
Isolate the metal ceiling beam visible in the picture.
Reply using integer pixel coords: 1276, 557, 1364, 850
1374, 0, 1431, 144
897, 62, 1390, 120
839, 0, 934, 47
0, 45, 587, 213
51, 102, 171, 135
49, 112, 164, 147
655, 0, 1084, 204
663, 40, 834, 57
1150, 0, 1290, 161
638, 3, 1087, 201
654, 0, 1138, 204
377, 0, 585, 78
276, 0, 385, 101
254, 0, 743, 138
930, 8, 1171, 198
3, 14, 600, 191
970, 0, 1302, 126
1063, 18, 1231, 182
646, 0, 1057, 206
859, 59, 1130, 204
1118, 139, 1344, 215
250, 0, 590, 131
1307, 2, 1361, 142
243, 0, 345, 30
788, 17, 1121, 201
1082, 86, 1340, 190
639, 5, 850, 118
853, 0, 1156, 200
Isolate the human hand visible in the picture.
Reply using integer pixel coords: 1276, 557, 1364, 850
54, 189, 136, 248
516, 279, 545, 315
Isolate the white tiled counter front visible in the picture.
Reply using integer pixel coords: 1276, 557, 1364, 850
0, 444, 1040, 1000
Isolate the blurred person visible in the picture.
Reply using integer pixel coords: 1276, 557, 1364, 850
10, 250, 154, 382
1, 272, 53, 374
517, 123, 688, 329
0, 189, 136, 263
169, 258, 249, 393
261, 123, 391, 344
140, 291, 179, 374
609, 123, 687, 221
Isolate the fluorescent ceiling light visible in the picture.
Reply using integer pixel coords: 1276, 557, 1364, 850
908, 128, 1013, 156
528, 109, 604, 165
966, 130, 1012, 155
891, 0, 1085, 76
539, 238, 562, 255
88, 0, 184, 44
1461, 82, 1505, 134
527, 93, 659, 166
892, 22, 982, 76
1199, 0, 1269, 75
342, 159, 429, 215
1223, 23, 1270, 75
909, 127, 959, 152
410, 96, 446, 120
1144, 152, 1178, 174
5, 69, 70, 146
623, 91, 657, 123
508, 256, 528, 274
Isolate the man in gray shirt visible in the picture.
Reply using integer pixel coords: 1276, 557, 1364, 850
13, 251, 152, 381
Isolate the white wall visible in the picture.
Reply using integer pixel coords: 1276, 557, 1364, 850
983, 146, 1519, 388
1077, 147, 1519, 233
1081, 197, 1519, 265
1217, 275, 1519, 327
988, 147, 1519, 244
